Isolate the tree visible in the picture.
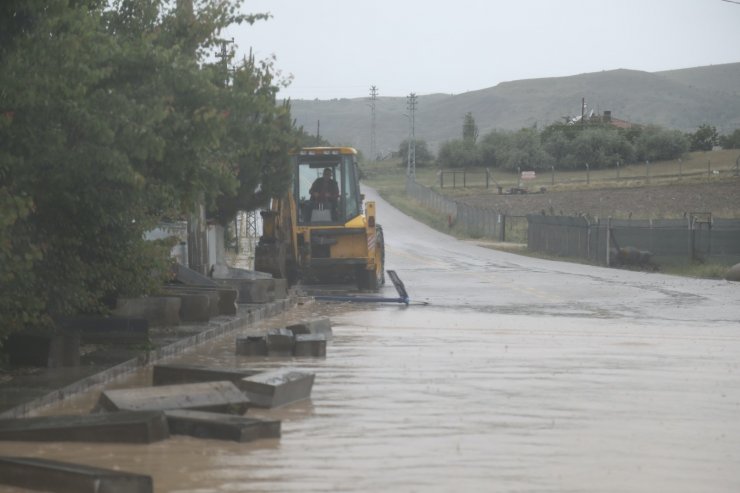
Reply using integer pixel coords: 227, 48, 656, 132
719, 129, 740, 149
398, 139, 434, 167
437, 139, 481, 168
502, 128, 550, 170
689, 124, 719, 151
635, 125, 689, 162
462, 112, 479, 145
0, 0, 295, 342
478, 130, 508, 168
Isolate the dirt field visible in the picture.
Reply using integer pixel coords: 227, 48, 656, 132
460, 179, 740, 219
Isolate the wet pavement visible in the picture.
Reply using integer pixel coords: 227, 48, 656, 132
1, 187, 739, 492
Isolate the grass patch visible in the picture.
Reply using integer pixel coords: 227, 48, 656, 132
658, 262, 729, 279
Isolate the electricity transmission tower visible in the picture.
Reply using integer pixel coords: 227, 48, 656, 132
369, 85, 378, 160
406, 92, 418, 178
235, 210, 259, 269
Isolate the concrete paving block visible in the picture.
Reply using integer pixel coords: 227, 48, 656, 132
237, 369, 315, 408
0, 411, 169, 444
271, 278, 288, 300
164, 410, 280, 442
293, 334, 327, 357
59, 316, 149, 345
164, 285, 237, 316
113, 296, 181, 327
171, 262, 218, 287
152, 364, 260, 386
174, 293, 212, 322
218, 278, 287, 303
214, 265, 273, 280
5, 329, 80, 368
235, 336, 268, 356
286, 317, 333, 340
0, 456, 153, 493
266, 328, 295, 356
97, 381, 249, 414
215, 279, 264, 303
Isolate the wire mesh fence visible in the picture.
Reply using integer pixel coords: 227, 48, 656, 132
527, 215, 740, 267
405, 177, 740, 265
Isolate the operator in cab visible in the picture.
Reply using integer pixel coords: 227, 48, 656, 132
309, 167, 340, 219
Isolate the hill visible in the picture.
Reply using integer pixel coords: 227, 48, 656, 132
288, 63, 740, 157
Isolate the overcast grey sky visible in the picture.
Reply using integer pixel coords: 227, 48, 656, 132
226, 0, 740, 100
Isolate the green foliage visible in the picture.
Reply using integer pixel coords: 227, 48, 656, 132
502, 128, 551, 170
689, 124, 719, 151
462, 112, 479, 145
398, 139, 434, 167
719, 129, 740, 150
211, 54, 298, 224
437, 139, 481, 168
473, 122, 687, 171
0, 0, 295, 343
634, 125, 689, 162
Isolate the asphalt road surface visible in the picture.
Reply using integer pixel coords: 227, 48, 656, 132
2, 187, 738, 493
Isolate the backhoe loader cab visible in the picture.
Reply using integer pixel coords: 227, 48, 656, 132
255, 147, 385, 291
295, 150, 361, 226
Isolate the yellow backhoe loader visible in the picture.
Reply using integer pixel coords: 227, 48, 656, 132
254, 147, 385, 290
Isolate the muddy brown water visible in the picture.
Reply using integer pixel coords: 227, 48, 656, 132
1, 188, 739, 492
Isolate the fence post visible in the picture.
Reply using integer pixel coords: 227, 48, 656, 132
605, 217, 611, 267
707, 160, 711, 182
551, 166, 555, 186
440, 171, 444, 188
463, 169, 467, 188
586, 163, 590, 185
616, 161, 620, 180
500, 214, 506, 242
485, 168, 490, 189
646, 160, 650, 184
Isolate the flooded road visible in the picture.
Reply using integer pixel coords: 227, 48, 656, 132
2, 188, 740, 492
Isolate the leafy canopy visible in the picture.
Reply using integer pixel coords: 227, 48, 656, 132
0, 0, 297, 341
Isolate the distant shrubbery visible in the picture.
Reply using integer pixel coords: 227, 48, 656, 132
436, 117, 738, 170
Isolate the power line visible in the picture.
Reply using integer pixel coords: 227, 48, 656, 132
406, 92, 418, 178
369, 85, 378, 160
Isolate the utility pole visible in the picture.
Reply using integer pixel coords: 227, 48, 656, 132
406, 92, 417, 178
369, 85, 378, 160
215, 38, 234, 87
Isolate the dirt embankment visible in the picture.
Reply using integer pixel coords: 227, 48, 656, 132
461, 180, 740, 219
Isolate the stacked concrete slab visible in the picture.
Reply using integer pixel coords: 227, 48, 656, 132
97, 381, 250, 414
59, 316, 150, 345
152, 363, 260, 386
235, 317, 332, 358
214, 265, 288, 303
113, 296, 182, 327
165, 410, 280, 442
0, 411, 169, 443
237, 369, 315, 408
0, 457, 153, 493
0, 356, 310, 492
0, 364, 306, 492
149, 364, 315, 409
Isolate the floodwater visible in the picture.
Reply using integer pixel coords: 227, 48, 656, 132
2, 189, 740, 492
